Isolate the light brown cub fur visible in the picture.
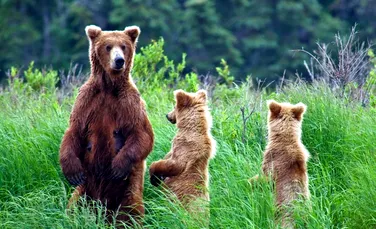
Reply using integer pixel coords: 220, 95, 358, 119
251, 100, 310, 228
149, 89, 216, 208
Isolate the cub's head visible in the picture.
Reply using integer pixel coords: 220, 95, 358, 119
267, 100, 307, 135
85, 25, 140, 75
166, 89, 208, 126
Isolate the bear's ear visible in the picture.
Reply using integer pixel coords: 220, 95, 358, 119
174, 89, 191, 109
267, 100, 282, 118
196, 89, 207, 104
124, 26, 141, 43
85, 25, 102, 41
292, 102, 307, 121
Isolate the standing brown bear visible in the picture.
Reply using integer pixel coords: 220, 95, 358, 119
59, 25, 154, 226
149, 89, 216, 211
250, 100, 310, 228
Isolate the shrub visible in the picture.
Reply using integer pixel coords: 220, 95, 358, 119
7, 62, 58, 95
299, 26, 372, 105
133, 38, 198, 94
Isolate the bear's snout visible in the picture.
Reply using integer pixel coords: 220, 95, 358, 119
166, 114, 176, 124
110, 47, 125, 71
114, 56, 124, 69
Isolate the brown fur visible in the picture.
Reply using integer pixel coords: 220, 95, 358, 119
59, 25, 154, 226
149, 89, 216, 208
251, 100, 310, 228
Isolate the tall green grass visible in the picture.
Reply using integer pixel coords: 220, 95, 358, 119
0, 79, 375, 228
0, 41, 375, 228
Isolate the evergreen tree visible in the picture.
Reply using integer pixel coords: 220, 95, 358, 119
0, 0, 373, 82
110, 0, 182, 61
218, 0, 344, 81
180, 0, 242, 75
0, 0, 41, 75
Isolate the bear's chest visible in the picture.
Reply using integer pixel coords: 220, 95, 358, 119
80, 92, 139, 150
81, 93, 138, 161
82, 92, 139, 129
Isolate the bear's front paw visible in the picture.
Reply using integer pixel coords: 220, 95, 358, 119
150, 174, 164, 187
61, 157, 86, 186
66, 171, 86, 186
109, 157, 132, 180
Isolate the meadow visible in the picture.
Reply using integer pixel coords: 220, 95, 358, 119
0, 39, 375, 229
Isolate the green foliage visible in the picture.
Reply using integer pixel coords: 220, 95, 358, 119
7, 62, 58, 95
210, 59, 243, 103
2, 0, 372, 82
178, 72, 199, 92
24, 62, 58, 92
215, 59, 235, 86
7, 66, 23, 93
133, 39, 199, 93
366, 49, 376, 107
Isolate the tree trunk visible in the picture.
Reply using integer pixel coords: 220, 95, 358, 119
43, 5, 51, 62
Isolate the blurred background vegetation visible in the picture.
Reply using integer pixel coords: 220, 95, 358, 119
1, 0, 375, 83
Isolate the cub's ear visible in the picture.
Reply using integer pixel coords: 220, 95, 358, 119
196, 89, 207, 104
292, 102, 307, 121
124, 26, 141, 43
267, 100, 282, 118
85, 25, 102, 41
174, 89, 191, 109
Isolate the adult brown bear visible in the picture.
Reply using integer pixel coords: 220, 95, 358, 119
59, 25, 154, 226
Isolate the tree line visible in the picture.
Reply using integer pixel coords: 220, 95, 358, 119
1, 0, 375, 82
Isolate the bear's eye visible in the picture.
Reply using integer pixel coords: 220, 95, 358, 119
106, 45, 112, 52
121, 45, 126, 51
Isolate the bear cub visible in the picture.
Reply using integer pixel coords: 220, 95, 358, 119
251, 100, 310, 227
149, 89, 216, 208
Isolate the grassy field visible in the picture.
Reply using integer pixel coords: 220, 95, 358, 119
0, 42, 376, 228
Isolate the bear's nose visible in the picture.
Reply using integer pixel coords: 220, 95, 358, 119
115, 57, 124, 69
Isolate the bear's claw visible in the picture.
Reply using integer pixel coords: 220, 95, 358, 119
108, 166, 131, 180
108, 157, 132, 180
67, 172, 86, 186
150, 174, 164, 187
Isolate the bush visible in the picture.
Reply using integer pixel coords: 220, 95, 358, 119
133, 38, 199, 94
7, 62, 58, 95
300, 26, 372, 106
